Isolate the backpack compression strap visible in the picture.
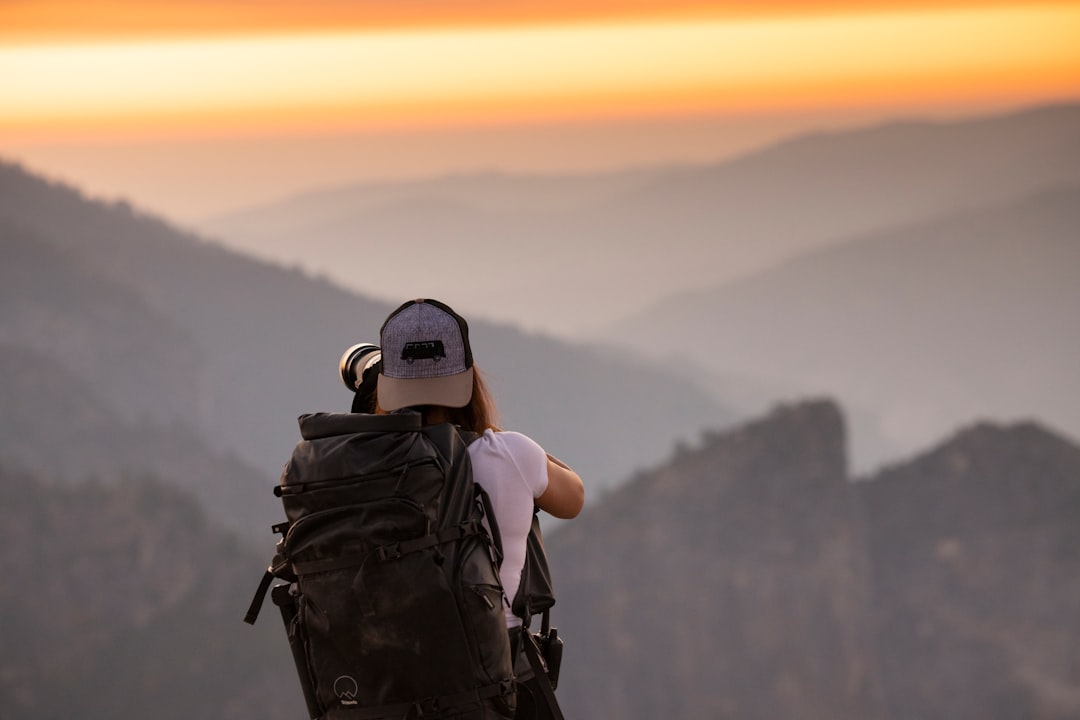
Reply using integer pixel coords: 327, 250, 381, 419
287, 519, 488, 575
244, 550, 289, 625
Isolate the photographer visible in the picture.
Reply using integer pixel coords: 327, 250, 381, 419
343, 298, 585, 719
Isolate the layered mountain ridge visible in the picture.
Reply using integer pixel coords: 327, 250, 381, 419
550, 400, 1080, 719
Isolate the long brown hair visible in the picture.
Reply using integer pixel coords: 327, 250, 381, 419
376, 366, 500, 433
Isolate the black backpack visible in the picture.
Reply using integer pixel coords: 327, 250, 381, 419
245, 411, 517, 719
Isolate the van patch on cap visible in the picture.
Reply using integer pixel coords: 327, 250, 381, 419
402, 340, 446, 364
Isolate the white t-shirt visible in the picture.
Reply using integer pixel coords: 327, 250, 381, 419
467, 429, 549, 628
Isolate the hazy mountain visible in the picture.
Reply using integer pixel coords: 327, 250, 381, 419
0, 216, 278, 534
549, 400, 1080, 720
550, 401, 881, 719
0, 468, 304, 720
200, 103, 1080, 335
0, 217, 205, 426
860, 419, 1080, 720
204, 167, 675, 239
603, 183, 1080, 471
0, 159, 734, 533
0, 342, 277, 536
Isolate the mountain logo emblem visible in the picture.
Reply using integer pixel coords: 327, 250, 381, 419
334, 675, 359, 705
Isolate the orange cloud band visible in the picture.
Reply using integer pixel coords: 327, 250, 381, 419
0, 0, 1043, 40
2, 4, 1078, 142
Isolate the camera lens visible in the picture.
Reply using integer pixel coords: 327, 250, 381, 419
339, 343, 382, 390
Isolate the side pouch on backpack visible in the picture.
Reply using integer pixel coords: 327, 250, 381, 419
512, 507, 556, 624
271, 583, 321, 720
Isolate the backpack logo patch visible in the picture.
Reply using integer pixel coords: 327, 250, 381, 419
334, 675, 359, 705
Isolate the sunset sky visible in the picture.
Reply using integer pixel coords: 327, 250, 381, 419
2, 0, 1079, 221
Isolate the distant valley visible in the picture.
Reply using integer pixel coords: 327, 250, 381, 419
603, 184, 1080, 470
201, 103, 1080, 337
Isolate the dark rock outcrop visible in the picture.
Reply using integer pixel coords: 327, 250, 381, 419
550, 402, 1080, 720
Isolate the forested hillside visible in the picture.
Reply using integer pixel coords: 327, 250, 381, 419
0, 469, 304, 720
550, 401, 1080, 719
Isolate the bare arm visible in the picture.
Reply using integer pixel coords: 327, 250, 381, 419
536, 453, 585, 519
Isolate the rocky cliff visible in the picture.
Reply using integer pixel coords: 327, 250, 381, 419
549, 401, 1080, 719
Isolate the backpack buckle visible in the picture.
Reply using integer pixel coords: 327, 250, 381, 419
376, 543, 402, 562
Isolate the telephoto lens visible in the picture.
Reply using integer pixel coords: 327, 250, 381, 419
339, 343, 382, 391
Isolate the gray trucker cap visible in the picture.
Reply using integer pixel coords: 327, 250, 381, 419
377, 298, 474, 411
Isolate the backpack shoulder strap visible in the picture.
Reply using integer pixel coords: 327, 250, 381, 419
456, 428, 506, 568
